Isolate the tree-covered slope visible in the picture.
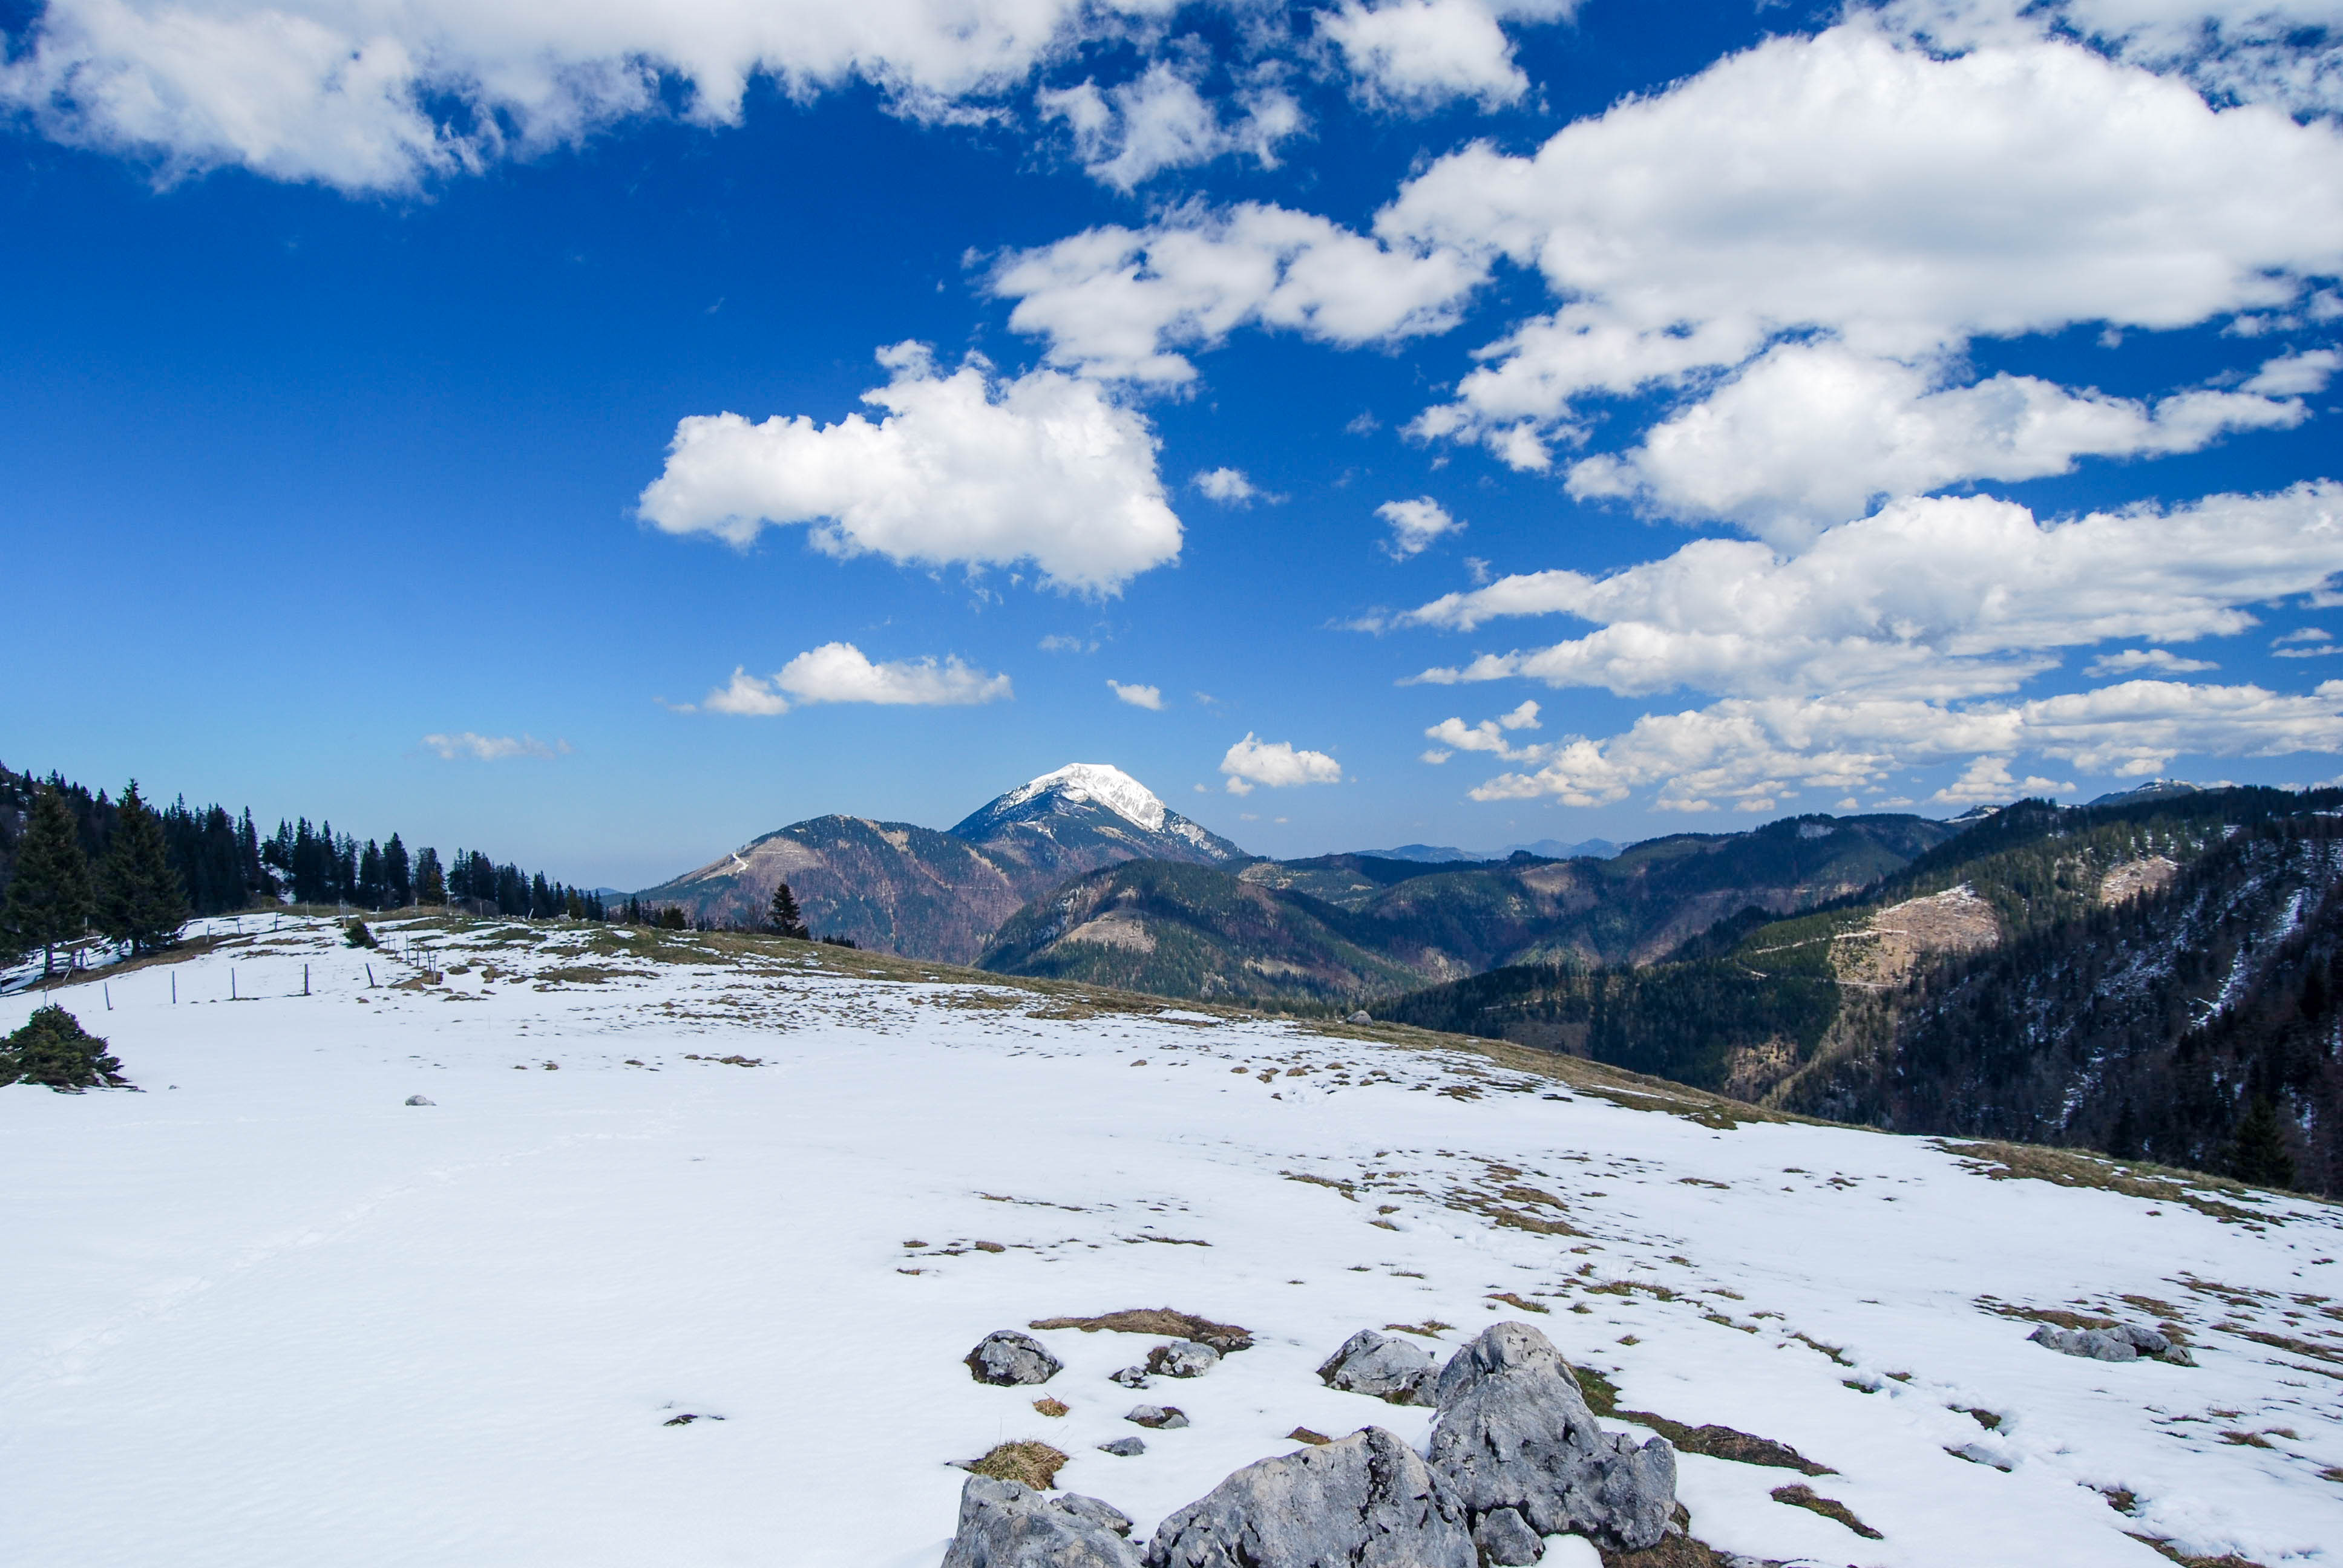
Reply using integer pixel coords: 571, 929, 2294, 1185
978, 814, 1959, 1007
1377, 787, 2343, 1194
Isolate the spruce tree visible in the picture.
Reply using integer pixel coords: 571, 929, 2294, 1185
414, 847, 445, 906
4, 786, 94, 978
385, 834, 411, 908
767, 881, 809, 939
94, 782, 189, 954
2229, 1097, 2296, 1189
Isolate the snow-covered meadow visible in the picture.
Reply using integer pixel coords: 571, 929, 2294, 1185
3, 915, 2338, 1567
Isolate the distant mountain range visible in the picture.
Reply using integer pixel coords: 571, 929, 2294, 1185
1354, 838, 1621, 863
976, 815, 1956, 1007
635, 765, 1243, 961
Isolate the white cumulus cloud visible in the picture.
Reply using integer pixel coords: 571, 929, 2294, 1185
1375, 19, 2343, 522
991, 202, 1489, 385
1319, 0, 1578, 112
1377, 497, 1462, 558
637, 343, 1180, 593
1108, 679, 1164, 709
1194, 466, 1265, 504
1038, 62, 1299, 191
695, 644, 1012, 716
1220, 732, 1342, 794
1559, 342, 2307, 542
422, 731, 569, 760
1401, 483, 2343, 701
1467, 681, 2343, 811
2085, 648, 2220, 678
0, 0, 1167, 191
1424, 699, 1540, 756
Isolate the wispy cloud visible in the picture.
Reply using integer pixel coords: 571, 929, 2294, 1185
422, 732, 570, 762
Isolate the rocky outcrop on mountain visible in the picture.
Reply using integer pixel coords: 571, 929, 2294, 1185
636, 765, 1247, 962
1143, 1425, 1475, 1568
941, 1475, 1141, 1568
1427, 1322, 1677, 1553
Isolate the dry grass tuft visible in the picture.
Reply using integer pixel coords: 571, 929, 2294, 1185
1771, 1484, 1882, 1539
1488, 1292, 1550, 1315
963, 1441, 1069, 1490
1285, 1427, 1332, 1445
1029, 1308, 1253, 1352
1032, 1397, 1069, 1418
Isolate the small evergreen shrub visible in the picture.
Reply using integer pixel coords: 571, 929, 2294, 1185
344, 918, 378, 949
1, 1005, 128, 1092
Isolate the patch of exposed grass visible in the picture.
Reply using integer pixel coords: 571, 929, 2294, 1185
1032, 1398, 1069, 1418
1383, 1320, 1454, 1339
1941, 1141, 2289, 1223
1028, 1308, 1253, 1353
1771, 1484, 1882, 1539
1286, 1427, 1332, 1445
1624, 1414, 1833, 1475
963, 1441, 1069, 1490
1489, 1292, 1550, 1314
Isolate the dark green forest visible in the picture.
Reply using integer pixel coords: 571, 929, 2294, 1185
1377, 788, 2343, 1195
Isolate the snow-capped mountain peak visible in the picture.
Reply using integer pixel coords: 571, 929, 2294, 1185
991, 763, 1167, 832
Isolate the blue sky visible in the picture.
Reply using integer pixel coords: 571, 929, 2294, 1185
4, 0, 2341, 888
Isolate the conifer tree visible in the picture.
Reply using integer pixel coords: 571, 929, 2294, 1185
2229, 1097, 2296, 1189
414, 847, 445, 905
767, 881, 809, 939
385, 835, 412, 907
95, 782, 189, 954
4, 786, 94, 978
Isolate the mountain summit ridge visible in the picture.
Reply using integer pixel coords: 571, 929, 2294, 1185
637, 762, 1244, 959
956, 763, 1169, 835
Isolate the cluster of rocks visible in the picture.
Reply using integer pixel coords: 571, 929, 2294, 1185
2027, 1322, 2196, 1366
947, 1320, 1678, 1568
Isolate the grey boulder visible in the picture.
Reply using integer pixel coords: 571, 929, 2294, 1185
1145, 1426, 1473, 1568
1147, 1341, 1221, 1379
1099, 1436, 1147, 1457
404, 1094, 435, 1106
2028, 1323, 2195, 1365
1470, 1508, 1545, 1567
1112, 1366, 1155, 1389
1058, 1495, 1136, 1538
966, 1330, 1064, 1387
1127, 1405, 1190, 1429
1317, 1329, 1438, 1406
1426, 1321, 1676, 1553
942, 1475, 1141, 1568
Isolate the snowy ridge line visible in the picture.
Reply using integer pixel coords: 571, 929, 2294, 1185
2, 915, 2338, 1568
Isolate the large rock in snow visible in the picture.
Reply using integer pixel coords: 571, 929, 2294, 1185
942, 1475, 1141, 1568
2028, 1322, 2195, 1365
1316, 1329, 1437, 1406
1426, 1321, 1676, 1553
1146, 1340, 1221, 1379
1143, 1425, 1473, 1568
966, 1330, 1064, 1386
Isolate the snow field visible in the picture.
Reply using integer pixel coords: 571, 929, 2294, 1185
2, 916, 2338, 1567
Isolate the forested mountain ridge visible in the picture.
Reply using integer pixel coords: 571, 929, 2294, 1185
1377, 786, 2343, 1194
977, 813, 1959, 1006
